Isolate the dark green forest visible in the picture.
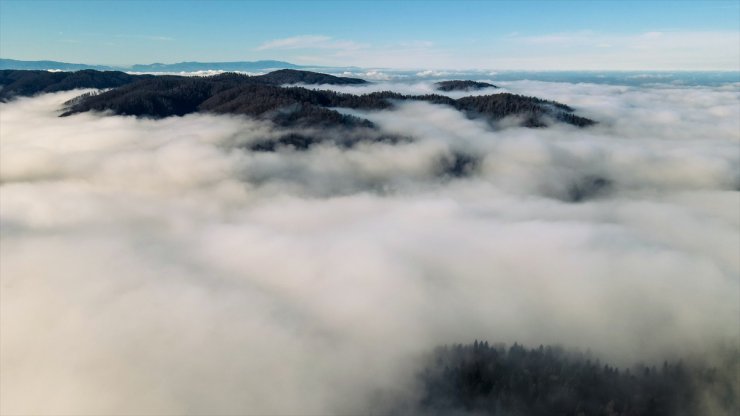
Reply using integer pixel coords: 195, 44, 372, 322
0, 68, 365, 101
402, 341, 738, 416
1, 69, 595, 130
1, 69, 595, 156
58, 72, 594, 128
436, 80, 499, 91
0, 69, 144, 100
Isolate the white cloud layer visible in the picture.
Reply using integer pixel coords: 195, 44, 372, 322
1, 81, 738, 415
254, 30, 739, 70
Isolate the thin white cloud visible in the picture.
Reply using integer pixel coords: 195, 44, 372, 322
496, 30, 740, 70
256, 35, 364, 51
259, 30, 738, 71
115, 34, 176, 41
58, 32, 176, 42
518, 30, 599, 45
398, 40, 435, 48
256, 35, 449, 68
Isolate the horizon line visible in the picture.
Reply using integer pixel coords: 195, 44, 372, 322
2, 58, 739, 73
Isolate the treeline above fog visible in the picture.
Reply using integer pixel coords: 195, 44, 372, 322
435, 80, 498, 92
1, 69, 594, 132
0, 70, 145, 100
407, 341, 738, 416
0, 69, 366, 101
60, 72, 593, 128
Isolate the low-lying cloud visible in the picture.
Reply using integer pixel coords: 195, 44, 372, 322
1, 80, 738, 415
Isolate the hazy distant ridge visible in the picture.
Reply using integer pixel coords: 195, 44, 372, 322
0, 58, 303, 72
0, 58, 115, 71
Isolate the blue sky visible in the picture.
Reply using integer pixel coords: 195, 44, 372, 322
1, 0, 738, 70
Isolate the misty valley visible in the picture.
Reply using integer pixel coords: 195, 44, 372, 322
1, 67, 738, 416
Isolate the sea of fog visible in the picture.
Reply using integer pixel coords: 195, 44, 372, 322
1, 72, 738, 415
328, 69, 740, 87
125, 68, 740, 87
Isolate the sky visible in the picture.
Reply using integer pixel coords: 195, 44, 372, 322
1, 0, 739, 70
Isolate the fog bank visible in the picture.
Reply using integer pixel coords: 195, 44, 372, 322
1, 81, 738, 415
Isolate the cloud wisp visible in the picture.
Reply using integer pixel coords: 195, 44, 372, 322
256, 35, 365, 51
254, 30, 739, 70
498, 30, 740, 70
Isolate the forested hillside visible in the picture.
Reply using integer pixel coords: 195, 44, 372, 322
436, 80, 498, 91
0, 69, 365, 101
58, 72, 594, 129
409, 341, 738, 416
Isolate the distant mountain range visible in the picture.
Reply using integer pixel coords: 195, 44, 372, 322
0, 58, 303, 72
0, 59, 114, 71
129, 61, 302, 72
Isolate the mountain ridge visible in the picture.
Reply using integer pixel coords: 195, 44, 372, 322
1, 68, 595, 153
0, 69, 366, 101
54, 70, 594, 129
0, 58, 305, 72
435, 80, 499, 91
